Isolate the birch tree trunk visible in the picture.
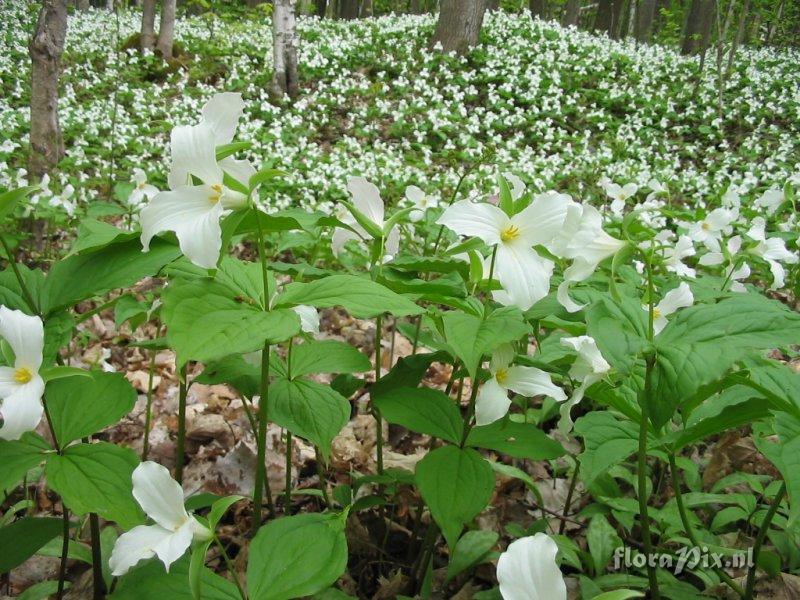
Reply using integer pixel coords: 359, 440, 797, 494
561, 0, 580, 26
156, 0, 176, 59
141, 0, 157, 49
29, 0, 68, 181
431, 0, 487, 53
269, 0, 300, 100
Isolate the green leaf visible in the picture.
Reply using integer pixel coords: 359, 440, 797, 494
275, 274, 423, 318
370, 351, 450, 398
39, 365, 93, 383
268, 378, 350, 460
0, 517, 65, 572
46, 371, 137, 446
466, 419, 565, 460
587, 514, 622, 575
0, 185, 38, 221
189, 539, 214, 600
585, 293, 649, 375
46, 442, 143, 529
36, 535, 93, 564
207, 495, 244, 530
162, 277, 300, 366
247, 513, 348, 600
415, 446, 495, 549
441, 306, 530, 378
249, 168, 288, 190
373, 387, 463, 444
289, 340, 371, 378
43, 237, 181, 314
0, 433, 49, 493
592, 592, 644, 600
445, 529, 499, 582
67, 220, 137, 256
196, 354, 260, 399
216, 141, 252, 161
575, 412, 640, 487
18, 580, 69, 600
111, 555, 239, 600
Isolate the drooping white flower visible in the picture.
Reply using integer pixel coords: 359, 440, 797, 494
140, 92, 253, 270
648, 282, 694, 334
503, 173, 526, 200
754, 188, 784, 215
558, 335, 610, 433
662, 235, 696, 278
496, 533, 566, 600
746, 217, 798, 289
686, 207, 737, 252
437, 192, 571, 311
550, 204, 625, 313
727, 262, 751, 293
332, 177, 399, 258
109, 461, 211, 577
0, 307, 45, 441
405, 185, 439, 223
604, 182, 638, 217
476, 345, 565, 426
292, 305, 320, 334
698, 235, 742, 267
645, 178, 667, 202
128, 168, 159, 209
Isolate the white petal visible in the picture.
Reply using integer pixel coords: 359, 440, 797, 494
652, 314, 669, 335
152, 518, 195, 572
561, 335, 610, 380
385, 226, 400, 257
132, 168, 147, 185
475, 377, 511, 426
219, 156, 256, 189
331, 228, 359, 256
132, 461, 189, 531
405, 185, 425, 205
0, 306, 44, 371
655, 282, 694, 317
558, 381, 587, 435
109, 524, 171, 577
201, 92, 245, 145
168, 124, 223, 190
140, 186, 224, 270
505, 366, 566, 402
0, 376, 45, 441
556, 279, 585, 314
497, 534, 566, 600
494, 245, 553, 311
436, 200, 508, 246
767, 260, 786, 289
511, 191, 570, 247
490, 344, 515, 372
292, 305, 320, 334
698, 251, 723, 266
346, 177, 385, 226
0, 367, 17, 397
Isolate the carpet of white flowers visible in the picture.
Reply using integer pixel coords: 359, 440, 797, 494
1, 4, 799, 218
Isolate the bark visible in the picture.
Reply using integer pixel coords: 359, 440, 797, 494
487, 0, 499, 10
269, 0, 300, 100
764, 0, 784, 45
529, 0, 545, 18
141, 0, 156, 49
609, 0, 625, 37
725, 0, 749, 74
634, 0, 657, 41
156, 0, 176, 59
561, 0, 580, 26
410, 0, 422, 13
361, 0, 373, 16
682, 0, 714, 54
594, 0, 613, 31
339, 0, 359, 19
29, 0, 68, 181
76, 0, 90, 9
430, 0, 487, 54
106, 0, 114, 9
315, 0, 327, 17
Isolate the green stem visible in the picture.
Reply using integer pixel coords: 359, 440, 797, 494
89, 512, 106, 599
669, 454, 744, 598
284, 430, 292, 512
374, 313, 384, 475
175, 363, 188, 485
251, 343, 272, 535
214, 537, 247, 600
141, 349, 156, 461
410, 315, 423, 355
459, 381, 481, 447
744, 483, 786, 599
558, 458, 580, 535
75, 296, 121, 325
56, 508, 70, 600
314, 447, 330, 508
0, 232, 39, 315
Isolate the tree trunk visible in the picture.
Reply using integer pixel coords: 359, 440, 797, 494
141, 0, 156, 49
76, 0, 90, 9
106, 0, 114, 10
339, 0, 359, 19
361, 0, 373, 16
608, 0, 624, 37
410, 0, 422, 13
269, 0, 299, 100
725, 0, 749, 74
561, 0, 580, 26
529, 0, 545, 18
634, 0, 657, 41
682, 0, 713, 54
430, 0, 486, 53
156, 0, 176, 59
764, 0, 784, 45
594, 0, 613, 31
315, 0, 327, 17
487, 0, 499, 10
29, 0, 68, 181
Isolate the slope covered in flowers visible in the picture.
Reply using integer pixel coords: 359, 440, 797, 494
1, 5, 799, 217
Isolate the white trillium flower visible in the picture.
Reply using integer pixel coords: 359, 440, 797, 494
604, 182, 638, 217
698, 235, 742, 267
754, 188, 784, 215
721, 185, 742, 210
405, 185, 439, 223
109, 461, 212, 577
687, 207, 737, 252
140, 92, 253, 270
496, 533, 567, 600
645, 178, 667, 202
129, 168, 159, 209
503, 173, 526, 200
332, 177, 400, 258
551, 204, 626, 313
746, 217, 798, 289
648, 282, 694, 335
0, 307, 45, 441
476, 345, 566, 426
437, 192, 570, 311
663, 235, 696, 278
727, 262, 751, 293
558, 335, 610, 433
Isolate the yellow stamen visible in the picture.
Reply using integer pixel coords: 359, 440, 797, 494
652, 308, 662, 319
209, 184, 223, 205
495, 367, 509, 385
14, 367, 32, 384
701, 222, 710, 231
500, 225, 520, 242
